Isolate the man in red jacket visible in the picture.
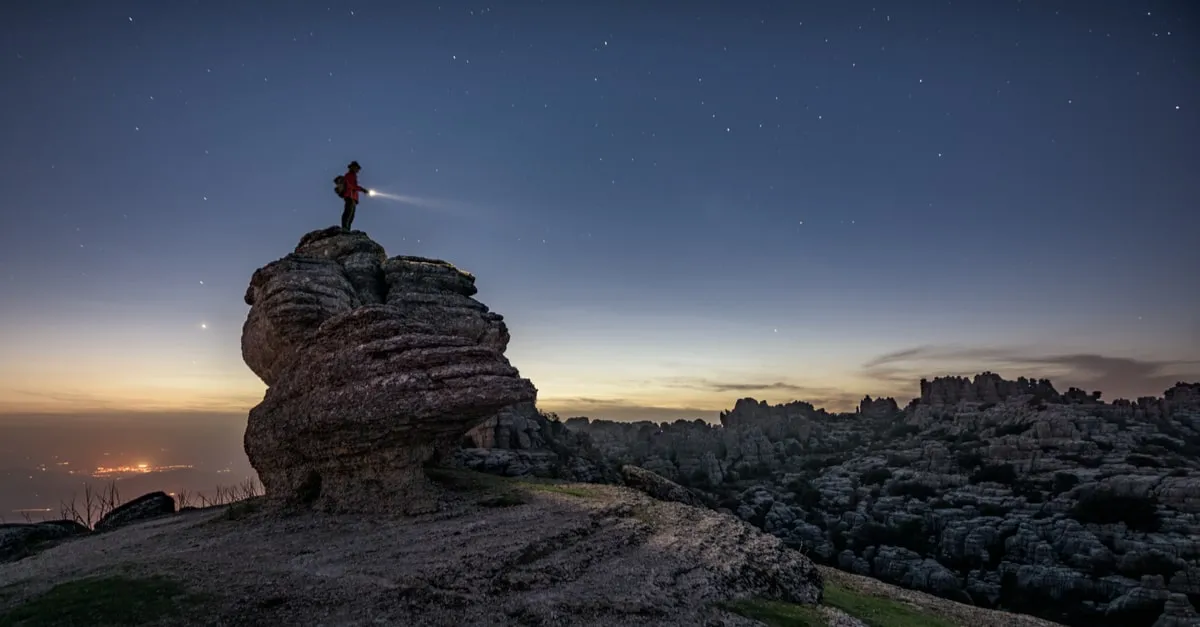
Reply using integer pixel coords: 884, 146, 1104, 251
338, 161, 369, 231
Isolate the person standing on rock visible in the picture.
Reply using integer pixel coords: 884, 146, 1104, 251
336, 161, 369, 231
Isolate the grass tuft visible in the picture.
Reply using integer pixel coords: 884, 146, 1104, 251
720, 582, 962, 627
0, 575, 211, 627
719, 598, 826, 626
822, 583, 958, 627
425, 468, 604, 505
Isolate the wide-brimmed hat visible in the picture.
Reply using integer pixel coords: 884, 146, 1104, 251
347, 161, 361, 171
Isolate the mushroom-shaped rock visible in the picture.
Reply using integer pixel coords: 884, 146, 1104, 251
242, 228, 537, 514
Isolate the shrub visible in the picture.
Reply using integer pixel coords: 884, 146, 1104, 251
1052, 472, 1080, 494
977, 503, 1011, 517
956, 450, 985, 470
970, 463, 1018, 485
888, 423, 921, 438
1071, 490, 1161, 532
887, 481, 938, 500
850, 519, 932, 555
859, 467, 892, 486
787, 477, 823, 509
1061, 453, 1104, 468
995, 422, 1028, 437
1125, 454, 1161, 468
1119, 552, 1180, 580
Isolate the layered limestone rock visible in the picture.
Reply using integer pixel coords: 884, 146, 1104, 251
566, 374, 1200, 627
857, 395, 901, 419
241, 227, 536, 514
919, 372, 1060, 406
452, 402, 620, 483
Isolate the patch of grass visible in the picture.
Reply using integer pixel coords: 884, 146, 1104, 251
479, 493, 527, 508
719, 598, 826, 626
0, 575, 210, 627
822, 584, 958, 627
720, 583, 960, 627
222, 497, 263, 521
425, 468, 602, 506
522, 483, 600, 498
626, 505, 657, 526
0, 582, 21, 605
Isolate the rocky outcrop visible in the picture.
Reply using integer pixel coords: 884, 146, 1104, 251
567, 375, 1200, 627
451, 402, 620, 483
1153, 593, 1200, 627
241, 227, 536, 514
0, 520, 88, 563
858, 395, 900, 419
620, 465, 710, 508
0, 473, 825, 626
919, 372, 1060, 406
94, 491, 176, 532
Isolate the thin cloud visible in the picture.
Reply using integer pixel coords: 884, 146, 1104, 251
0, 387, 260, 414
539, 396, 719, 423
662, 377, 817, 394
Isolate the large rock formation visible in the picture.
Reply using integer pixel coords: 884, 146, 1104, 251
563, 374, 1200, 627
451, 402, 620, 483
918, 372, 1059, 406
241, 227, 536, 514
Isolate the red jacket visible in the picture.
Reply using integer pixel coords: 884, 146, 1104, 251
342, 171, 365, 201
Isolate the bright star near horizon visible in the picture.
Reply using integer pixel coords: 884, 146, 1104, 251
200, 323, 207, 329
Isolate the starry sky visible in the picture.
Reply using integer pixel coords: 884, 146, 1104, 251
1, 1, 1197, 424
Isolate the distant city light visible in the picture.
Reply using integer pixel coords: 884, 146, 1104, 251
91, 463, 193, 477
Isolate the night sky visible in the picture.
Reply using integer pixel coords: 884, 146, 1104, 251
1, 1, 1197, 422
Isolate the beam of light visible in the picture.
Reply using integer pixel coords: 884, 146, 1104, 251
366, 189, 407, 201
363, 189, 481, 219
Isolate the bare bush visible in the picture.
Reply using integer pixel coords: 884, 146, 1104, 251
55, 477, 263, 530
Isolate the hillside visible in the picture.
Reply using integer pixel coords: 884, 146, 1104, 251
0, 470, 1071, 627
527, 374, 1200, 627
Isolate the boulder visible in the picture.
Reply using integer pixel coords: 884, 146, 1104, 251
620, 465, 709, 508
0, 520, 89, 563
241, 228, 536, 514
93, 491, 176, 532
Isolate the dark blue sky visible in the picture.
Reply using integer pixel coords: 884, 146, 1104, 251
1, 0, 1197, 421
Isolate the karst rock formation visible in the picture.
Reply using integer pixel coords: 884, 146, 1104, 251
241, 227, 536, 513
551, 374, 1200, 627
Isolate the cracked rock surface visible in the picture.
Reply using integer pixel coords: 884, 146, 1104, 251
241, 227, 536, 514
0, 476, 822, 626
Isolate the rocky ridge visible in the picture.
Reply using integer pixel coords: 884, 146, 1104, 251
0, 473, 828, 626
451, 402, 621, 483
240, 227, 537, 514
546, 374, 1200, 627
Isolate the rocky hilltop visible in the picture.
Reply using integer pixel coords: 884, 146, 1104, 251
450, 402, 621, 484
240, 227, 537, 514
0, 470, 837, 626
1, 227, 847, 627
546, 374, 1200, 627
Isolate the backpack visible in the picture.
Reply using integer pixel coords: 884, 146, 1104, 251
333, 175, 346, 197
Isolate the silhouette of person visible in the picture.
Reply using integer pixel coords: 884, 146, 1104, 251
338, 161, 368, 231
